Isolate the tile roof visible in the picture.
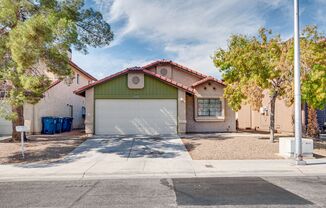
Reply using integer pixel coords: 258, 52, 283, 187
191, 76, 225, 87
74, 60, 225, 97
143, 69, 195, 93
143, 60, 207, 78
74, 67, 195, 96
46, 61, 97, 92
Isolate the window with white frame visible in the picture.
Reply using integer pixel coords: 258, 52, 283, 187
197, 98, 222, 117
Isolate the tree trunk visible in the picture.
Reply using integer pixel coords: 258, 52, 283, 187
269, 95, 277, 143
11, 105, 24, 142
307, 106, 319, 139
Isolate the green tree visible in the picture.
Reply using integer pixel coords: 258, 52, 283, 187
213, 26, 325, 143
213, 28, 290, 142
299, 26, 326, 138
286, 26, 326, 110
0, 0, 113, 141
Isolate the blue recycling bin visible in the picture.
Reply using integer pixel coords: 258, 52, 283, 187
62, 117, 73, 132
42, 117, 56, 134
55, 117, 63, 133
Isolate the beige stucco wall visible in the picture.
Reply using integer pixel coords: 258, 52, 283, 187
35, 61, 57, 81
147, 65, 201, 87
237, 91, 295, 133
0, 104, 12, 135
178, 89, 187, 133
0, 103, 36, 135
0, 117, 12, 135
275, 99, 294, 133
186, 82, 236, 133
236, 104, 251, 129
84, 88, 94, 135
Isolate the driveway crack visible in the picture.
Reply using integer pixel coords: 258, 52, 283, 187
127, 138, 136, 160
81, 160, 99, 179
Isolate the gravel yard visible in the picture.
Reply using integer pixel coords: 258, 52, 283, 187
0, 130, 87, 164
182, 134, 326, 160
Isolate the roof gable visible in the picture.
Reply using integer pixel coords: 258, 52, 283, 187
69, 61, 97, 81
74, 67, 195, 96
143, 60, 207, 79
192, 76, 225, 87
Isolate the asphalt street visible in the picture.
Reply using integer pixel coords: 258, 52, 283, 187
0, 176, 325, 208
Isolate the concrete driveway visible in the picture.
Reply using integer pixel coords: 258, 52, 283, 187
52, 135, 194, 177
69, 135, 192, 161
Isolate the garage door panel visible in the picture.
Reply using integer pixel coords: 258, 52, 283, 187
95, 99, 177, 135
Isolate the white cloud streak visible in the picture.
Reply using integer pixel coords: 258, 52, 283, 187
84, 0, 293, 78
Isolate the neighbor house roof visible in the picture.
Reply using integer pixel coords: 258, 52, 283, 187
191, 76, 225, 87
143, 60, 207, 79
47, 79, 61, 90
69, 61, 97, 81
74, 67, 195, 96
46, 61, 96, 91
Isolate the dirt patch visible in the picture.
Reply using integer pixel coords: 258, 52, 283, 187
182, 136, 282, 160
182, 135, 326, 160
0, 130, 87, 164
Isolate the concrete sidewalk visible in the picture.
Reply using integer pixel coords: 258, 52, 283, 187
0, 158, 326, 181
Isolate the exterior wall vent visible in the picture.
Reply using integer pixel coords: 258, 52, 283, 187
128, 73, 144, 89
157, 65, 172, 78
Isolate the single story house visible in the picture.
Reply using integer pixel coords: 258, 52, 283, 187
0, 55, 97, 135
75, 60, 236, 135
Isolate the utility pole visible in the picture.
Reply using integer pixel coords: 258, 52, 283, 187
294, 0, 305, 165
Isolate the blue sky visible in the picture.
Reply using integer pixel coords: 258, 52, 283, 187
72, 0, 326, 79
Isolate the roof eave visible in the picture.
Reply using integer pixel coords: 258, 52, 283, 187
69, 61, 97, 81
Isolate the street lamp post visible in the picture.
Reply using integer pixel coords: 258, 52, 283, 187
294, 0, 306, 165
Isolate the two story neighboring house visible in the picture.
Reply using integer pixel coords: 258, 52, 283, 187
0, 57, 97, 135
75, 60, 236, 135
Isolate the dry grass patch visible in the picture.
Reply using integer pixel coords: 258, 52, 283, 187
0, 131, 87, 164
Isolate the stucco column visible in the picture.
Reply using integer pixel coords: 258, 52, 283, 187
85, 88, 94, 135
178, 89, 187, 133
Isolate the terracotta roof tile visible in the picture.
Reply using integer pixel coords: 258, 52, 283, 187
74, 60, 225, 97
74, 69, 130, 95
143, 69, 195, 93
142, 60, 207, 78
74, 68, 195, 96
191, 76, 225, 87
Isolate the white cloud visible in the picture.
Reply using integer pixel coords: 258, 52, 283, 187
72, 49, 151, 79
90, 0, 292, 78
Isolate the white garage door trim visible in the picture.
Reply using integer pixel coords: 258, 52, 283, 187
95, 99, 177, 135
